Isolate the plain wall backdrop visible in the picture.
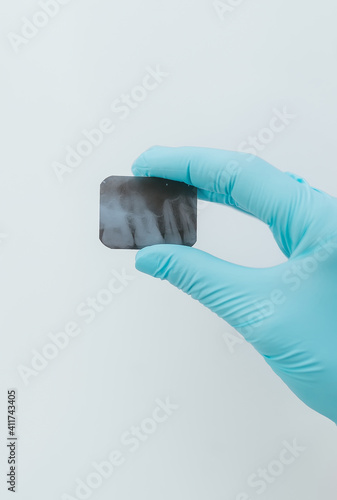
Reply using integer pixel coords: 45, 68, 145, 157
0, 1, 337, 499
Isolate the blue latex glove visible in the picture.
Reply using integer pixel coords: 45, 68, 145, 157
132, 146, 337, 425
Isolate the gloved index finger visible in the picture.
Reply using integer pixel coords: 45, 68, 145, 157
131, 145, 309, 218
131, 146, 318, 257
132, 146, 245, 195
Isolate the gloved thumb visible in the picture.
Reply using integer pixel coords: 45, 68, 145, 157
135, 244, 271, 332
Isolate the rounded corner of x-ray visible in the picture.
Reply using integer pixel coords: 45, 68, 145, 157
100, 175, 112, 188
99, 175, 197, 250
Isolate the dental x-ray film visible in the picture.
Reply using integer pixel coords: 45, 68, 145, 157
99, 176, 197, 249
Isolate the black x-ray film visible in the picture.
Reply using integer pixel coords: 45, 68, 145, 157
99, 176, 197, 249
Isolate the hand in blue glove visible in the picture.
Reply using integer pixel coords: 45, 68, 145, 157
132, 146, 337, 424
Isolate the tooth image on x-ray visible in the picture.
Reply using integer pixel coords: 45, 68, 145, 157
99, 176, 197, 249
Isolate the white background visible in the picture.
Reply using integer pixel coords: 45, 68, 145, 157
1, 0, 337, 499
